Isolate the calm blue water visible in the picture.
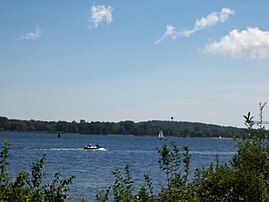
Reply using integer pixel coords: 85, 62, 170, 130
0, 132, 236, 201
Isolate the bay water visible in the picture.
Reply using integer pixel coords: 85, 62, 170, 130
0, 132, 236, 201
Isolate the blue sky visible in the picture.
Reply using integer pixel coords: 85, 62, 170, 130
1, 0, 269, 127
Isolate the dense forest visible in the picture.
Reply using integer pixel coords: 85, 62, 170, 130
0, 116, 243, 137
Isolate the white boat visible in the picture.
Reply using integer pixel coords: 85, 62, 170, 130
84, 143, 104, 150
158, 130, 166, 140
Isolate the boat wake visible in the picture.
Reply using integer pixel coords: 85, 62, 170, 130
39, 148, 84, 151
40, 147, 107, 151
15, 147, 107, 151
16, 147, 84, 151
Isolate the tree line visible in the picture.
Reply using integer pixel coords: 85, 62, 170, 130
0, 116, 243, 137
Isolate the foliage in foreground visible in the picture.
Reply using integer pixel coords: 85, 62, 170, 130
96, 103, 269, 202
0, 140, 75, 202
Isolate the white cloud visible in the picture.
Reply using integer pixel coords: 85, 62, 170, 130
204, 27, 269, 59
89, 4, 113, 28
18, 27, 41, 41
182, 7, 234, 37
196, 8, 233, 30
155, 8, 234, 44
154, 24, 178, 45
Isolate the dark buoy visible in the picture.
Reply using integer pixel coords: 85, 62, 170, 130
58, 133, 61, 138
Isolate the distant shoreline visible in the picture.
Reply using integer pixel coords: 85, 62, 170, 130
0, 116, 244, 138
0, 131, 235, 139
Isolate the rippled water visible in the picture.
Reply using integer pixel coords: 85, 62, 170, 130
0, 132, 236, 201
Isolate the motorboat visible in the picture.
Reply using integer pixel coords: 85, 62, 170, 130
84, 143, 104, 150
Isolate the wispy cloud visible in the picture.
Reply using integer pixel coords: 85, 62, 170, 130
18, 27, 42, 41
204, 27, 269, 59
154, 8, 234, 44
89, 4, 113, 28
182, 8, 234, 37
154, 24, 178, 45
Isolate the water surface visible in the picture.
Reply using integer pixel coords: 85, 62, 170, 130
0, 132, 236, 201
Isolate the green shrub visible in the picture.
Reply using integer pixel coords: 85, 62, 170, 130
0, 140, 75, 202
193, 103, 269, 202
96, 103, 269, 202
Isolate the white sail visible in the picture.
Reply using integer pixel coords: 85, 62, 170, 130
158, 130, 164, 139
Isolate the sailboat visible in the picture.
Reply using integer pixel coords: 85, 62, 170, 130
158, 130, 166, 140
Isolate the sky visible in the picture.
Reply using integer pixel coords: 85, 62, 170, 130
1, 0, 269, 128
